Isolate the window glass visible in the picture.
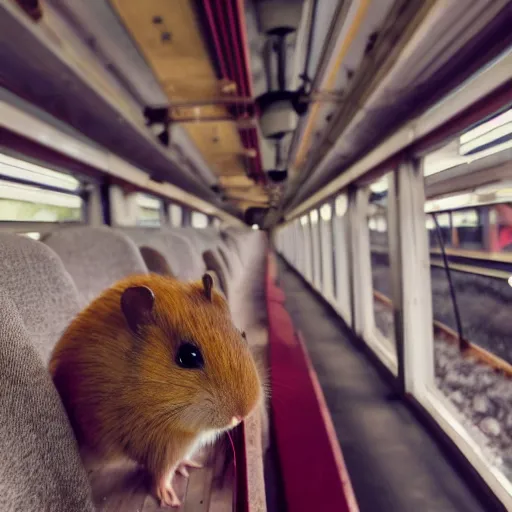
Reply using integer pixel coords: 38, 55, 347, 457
0, 180, 82, 222
333, 193, 351, 323
0, 153, 83, 223
0, 153, 80, 191
309, 209, 322, 289
319, 203, 334, 299
367, 173, 396, 363
169, 204, 183, 227
135, 193, 161, 226
191, 211, 209, 229
423, 112, 512, 486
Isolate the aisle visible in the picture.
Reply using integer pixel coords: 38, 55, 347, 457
277, 258, 491, 512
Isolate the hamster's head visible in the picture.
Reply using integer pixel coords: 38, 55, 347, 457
120, 273, 263, 434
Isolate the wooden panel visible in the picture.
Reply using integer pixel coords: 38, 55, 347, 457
110, 0, 267, 210
89, 443, 233, 511
110, 0, 218, 101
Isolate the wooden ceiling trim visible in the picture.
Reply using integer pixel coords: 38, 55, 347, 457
110, 0, 267, 210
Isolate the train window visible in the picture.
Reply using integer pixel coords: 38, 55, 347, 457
191, 211, 209, 229
293, 218, 305, 274
309, 209, 322, 290
451, 209, 482, 250
135, 193, 161, 226
319, 203, 335, 300
169, 203, 183, 227
333, 194, 351, 324
0, 153, 83, 223
367, 173, 397, 367
426, 212, 451, 249
0, 181, 83, 222
0, 153, 80, 191
300, 214, 313, 282
422, 123, 512, 487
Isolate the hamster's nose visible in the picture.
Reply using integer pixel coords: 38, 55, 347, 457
230, 416, 242, 428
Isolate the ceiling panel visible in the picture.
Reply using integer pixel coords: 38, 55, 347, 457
109, 0, 268, 211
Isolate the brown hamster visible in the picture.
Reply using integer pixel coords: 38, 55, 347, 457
49, 273, 263, 508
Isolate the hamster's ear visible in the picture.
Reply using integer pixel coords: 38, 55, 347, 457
202, 273, 214, 302
121, 286, 155, 334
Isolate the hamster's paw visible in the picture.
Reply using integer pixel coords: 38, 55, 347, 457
156, 477, 181, 508
176, 459, 203, 478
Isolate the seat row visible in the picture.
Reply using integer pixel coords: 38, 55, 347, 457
0, 224, 268, 511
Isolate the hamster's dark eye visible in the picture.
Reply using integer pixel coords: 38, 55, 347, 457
176, 343, 204, 370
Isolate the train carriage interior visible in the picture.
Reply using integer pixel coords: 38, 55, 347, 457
1, 0, 512, 511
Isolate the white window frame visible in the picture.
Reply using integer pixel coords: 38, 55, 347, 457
399, 157, 512, 508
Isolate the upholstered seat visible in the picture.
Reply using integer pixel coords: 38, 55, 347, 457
0, 282, 94, 511
0, 234, 81, 362
44, 227, 148, 306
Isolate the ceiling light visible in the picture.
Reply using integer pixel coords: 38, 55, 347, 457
459, 122, 512, 155
460, 109, 512, 145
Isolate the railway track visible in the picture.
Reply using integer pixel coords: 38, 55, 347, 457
373, 289, 512, 378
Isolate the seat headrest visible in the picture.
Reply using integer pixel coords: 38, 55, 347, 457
0, 234, 81, 361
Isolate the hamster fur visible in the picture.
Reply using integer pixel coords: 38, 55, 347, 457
49, 273, 263, 507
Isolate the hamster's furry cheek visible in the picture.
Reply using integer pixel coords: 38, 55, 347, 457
176, 390, 217, 431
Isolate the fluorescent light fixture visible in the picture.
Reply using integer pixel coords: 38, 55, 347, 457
425, 192, 473, 212
460, 109, 512, 145
320, 203, 332, 221
466, 139, 512, 161
460, 122, 512, 155
252, 224, 259, 230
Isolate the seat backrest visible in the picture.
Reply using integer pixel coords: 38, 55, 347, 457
0, 234, 81, 362
0, 291, 94, 511
122, 228, 205, 281
164, 230, 205, 281
203, 249, 230, 299
44, 227, 148, 306
139, 246, 175, 276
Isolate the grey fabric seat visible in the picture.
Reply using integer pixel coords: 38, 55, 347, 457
44, 226, 148, 306
0, 290, 94, 512
122, 228, 205, 281
0, 234, 81, 362
203, 248, 231, 299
